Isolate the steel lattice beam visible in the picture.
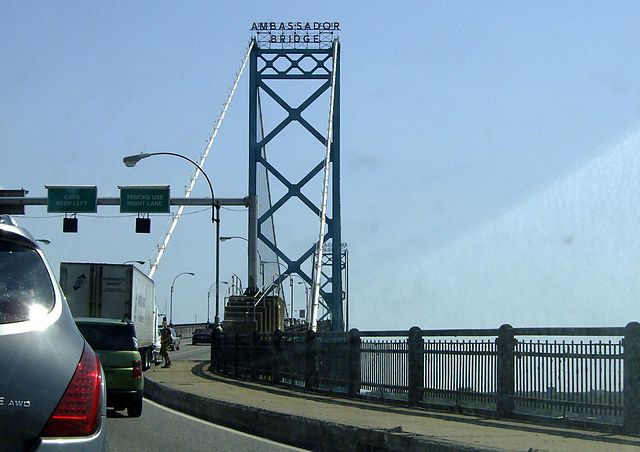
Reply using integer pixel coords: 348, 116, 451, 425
248, 39, 343, 331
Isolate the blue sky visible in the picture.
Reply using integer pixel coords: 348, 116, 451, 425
2, 2, 640, 328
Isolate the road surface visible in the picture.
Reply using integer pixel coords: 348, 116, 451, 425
106, 344, 305, 451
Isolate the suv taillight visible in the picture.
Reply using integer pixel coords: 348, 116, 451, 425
132, 360, 142, 380
41, 342, 102, 437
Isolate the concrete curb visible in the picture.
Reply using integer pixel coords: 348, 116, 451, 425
144, 376, 499, 451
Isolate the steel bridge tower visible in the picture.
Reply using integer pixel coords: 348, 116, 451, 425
247, 35, 343, 331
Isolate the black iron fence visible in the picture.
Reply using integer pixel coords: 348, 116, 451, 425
210, 322, 640, 432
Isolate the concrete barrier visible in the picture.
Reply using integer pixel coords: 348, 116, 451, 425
144, 376, 495, 451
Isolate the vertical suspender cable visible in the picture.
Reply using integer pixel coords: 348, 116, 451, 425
256, 90, 286, 300
148, 41, 254, 279
310, 40, 339, 331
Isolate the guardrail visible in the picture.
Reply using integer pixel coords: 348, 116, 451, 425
210, 323, 640, 433
171, 322, 208, 338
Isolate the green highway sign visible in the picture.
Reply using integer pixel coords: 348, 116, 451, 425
46, 186, 97, 213
119, 186, 170, 213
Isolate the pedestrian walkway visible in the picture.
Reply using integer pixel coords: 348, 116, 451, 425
144, 360, 640, 451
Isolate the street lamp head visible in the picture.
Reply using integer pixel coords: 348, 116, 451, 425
220, 236, 247, 243
169, 270, 195, 325
172, 271, 196, 286
123, 153, 151, 167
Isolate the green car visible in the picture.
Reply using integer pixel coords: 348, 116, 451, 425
75, 318, 144, 417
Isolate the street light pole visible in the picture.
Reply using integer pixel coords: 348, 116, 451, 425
208, 281, 228, 324
220, 236, 263, 288
290, 275, 294, 321
124, 151, 222, 329
123, 152, 216, 223
288, 274, 307, 321
170, 271, 195, 325
298, 281, 310, 321
214, 205, 221, 328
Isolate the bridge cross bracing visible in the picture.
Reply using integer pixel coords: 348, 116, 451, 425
248, 38, 343, 331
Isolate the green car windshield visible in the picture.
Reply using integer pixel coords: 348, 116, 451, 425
77, 323, 137, 351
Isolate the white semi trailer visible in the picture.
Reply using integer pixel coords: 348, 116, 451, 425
59, 262, 159, 369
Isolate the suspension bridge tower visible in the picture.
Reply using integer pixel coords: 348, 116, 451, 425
247, 22, 344, 331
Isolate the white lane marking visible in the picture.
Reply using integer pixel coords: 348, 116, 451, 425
144, 398, 307, 451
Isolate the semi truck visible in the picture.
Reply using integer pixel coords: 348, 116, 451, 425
59, 262, 159, 369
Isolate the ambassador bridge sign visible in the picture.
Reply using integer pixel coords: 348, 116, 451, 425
251, 21, 340, 48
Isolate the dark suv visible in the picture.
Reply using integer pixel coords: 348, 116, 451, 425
75, 318, 144, 417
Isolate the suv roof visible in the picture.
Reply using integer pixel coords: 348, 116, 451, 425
0, 215, 39, 248
0, 215, 18, 226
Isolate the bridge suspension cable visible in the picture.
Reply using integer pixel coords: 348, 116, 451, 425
310, 40, 340, 331
148, 41, 254, 279
255, 89, 288, 302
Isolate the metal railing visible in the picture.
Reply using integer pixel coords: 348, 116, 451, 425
251, 282, 280, 322
171, 322, 208, 338
210, 322, 640, 432
512, 329, 625, 426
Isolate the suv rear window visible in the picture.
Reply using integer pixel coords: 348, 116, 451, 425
0, 240, 55, 324
76, 323, 137, 351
